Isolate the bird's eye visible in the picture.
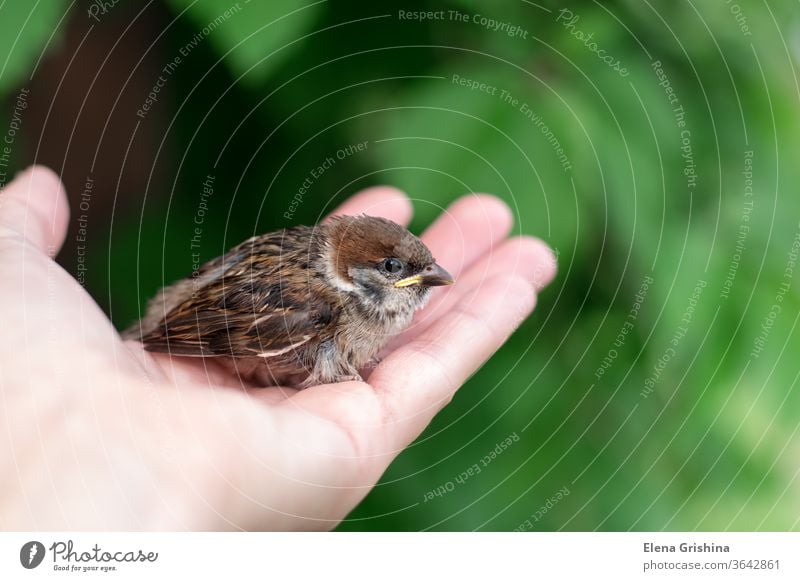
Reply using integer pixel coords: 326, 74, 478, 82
382, 257, 404, 274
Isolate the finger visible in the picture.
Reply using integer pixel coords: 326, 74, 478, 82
394, 235, 556, 345
325, 186, 412, 226
444, 234, 556, 293
0, 165, 69, 255
421, 194, 513, 281
371, 275, 537, 448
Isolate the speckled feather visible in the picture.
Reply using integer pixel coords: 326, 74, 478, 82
125, 216, 447, 387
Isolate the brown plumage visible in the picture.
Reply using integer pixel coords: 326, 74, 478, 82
124, 215, 453, 387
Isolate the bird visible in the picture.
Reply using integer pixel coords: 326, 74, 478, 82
124, 215, 454, 388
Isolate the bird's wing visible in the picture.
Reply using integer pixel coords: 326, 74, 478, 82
138, 229, 337, 357
139, 303, 324, 357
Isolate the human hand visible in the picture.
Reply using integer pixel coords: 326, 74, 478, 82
0, 166, 556, 530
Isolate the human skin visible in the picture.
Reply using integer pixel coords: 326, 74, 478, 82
0, 166, 556, 530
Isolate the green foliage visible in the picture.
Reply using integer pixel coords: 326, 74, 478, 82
0, 0, 67, 96
163, 0, 322, 85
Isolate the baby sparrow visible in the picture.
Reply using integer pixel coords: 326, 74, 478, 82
125, 215, 454, 387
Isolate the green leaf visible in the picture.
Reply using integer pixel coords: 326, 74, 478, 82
164, 0, 321, 84
364, 67, 581, 254
0, 1, 68, 97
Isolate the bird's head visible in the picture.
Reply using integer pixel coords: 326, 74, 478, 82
322, 215, 454, 315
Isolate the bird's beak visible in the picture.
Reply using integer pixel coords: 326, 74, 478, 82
394, 263, 455, 288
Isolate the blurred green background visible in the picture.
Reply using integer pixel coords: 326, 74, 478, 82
2, 0, 799, 530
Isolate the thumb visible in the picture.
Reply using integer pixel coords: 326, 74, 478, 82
0, 165, 69, 255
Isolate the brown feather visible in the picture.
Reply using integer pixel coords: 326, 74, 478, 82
124, 215, 446, 387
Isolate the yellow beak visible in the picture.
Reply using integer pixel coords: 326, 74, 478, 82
394, 263, 455, 288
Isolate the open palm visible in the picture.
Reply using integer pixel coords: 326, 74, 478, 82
0, 166, 556, 530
